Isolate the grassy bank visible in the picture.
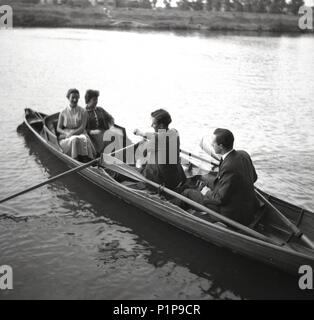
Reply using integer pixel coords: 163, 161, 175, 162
3, 2, 311, 33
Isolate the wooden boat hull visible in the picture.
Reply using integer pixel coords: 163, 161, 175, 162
23, 110, 314, 276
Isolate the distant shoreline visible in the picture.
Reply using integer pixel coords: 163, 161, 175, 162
6, 3, 314, 34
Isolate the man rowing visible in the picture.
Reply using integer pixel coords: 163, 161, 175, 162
183, 128, 260, 226
134, 109, 186, 191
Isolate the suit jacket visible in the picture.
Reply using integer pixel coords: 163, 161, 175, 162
204, 150, 259, 225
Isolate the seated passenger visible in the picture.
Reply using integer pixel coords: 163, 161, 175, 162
134, 109, 186, 190
57, 88, 95, 162
85, 89, 114, 154
183, 128, 259, 225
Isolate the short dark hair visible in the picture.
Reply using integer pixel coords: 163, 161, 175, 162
214, 128, 234, 150
85, 89, 100, 104
151, 109, 172, 127
66, 88, 80, 99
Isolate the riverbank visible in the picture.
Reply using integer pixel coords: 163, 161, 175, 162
6, 3, 311, 33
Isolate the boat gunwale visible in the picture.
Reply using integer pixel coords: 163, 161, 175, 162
23, 111, 314, 264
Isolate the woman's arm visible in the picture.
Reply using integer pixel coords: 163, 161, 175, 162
133, 129, 156, 156
69, 110, 87, 136
143, 132, 155, 140
134, 129, 155, 140
102, 109, 114, 127
56, 112, 68, 138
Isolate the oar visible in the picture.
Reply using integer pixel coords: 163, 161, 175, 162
0, 142, 139, 205
0, 158, 99, 204
101, 154, 284, 247
255, 189, 314, 250
180, 148, 220, 164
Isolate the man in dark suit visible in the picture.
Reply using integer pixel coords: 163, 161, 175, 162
183, 128, 259, 225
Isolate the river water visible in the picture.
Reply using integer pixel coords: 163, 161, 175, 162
0, 28, 313, 299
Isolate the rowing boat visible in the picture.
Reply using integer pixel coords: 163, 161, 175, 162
22, 108, 314, 275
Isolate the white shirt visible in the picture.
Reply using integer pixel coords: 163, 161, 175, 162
221, 149, 234, 161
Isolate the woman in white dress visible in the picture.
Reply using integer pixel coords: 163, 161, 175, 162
57, 88, 95, 162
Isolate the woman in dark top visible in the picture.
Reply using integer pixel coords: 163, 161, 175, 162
85, 89, 114, 154
134, 109, 186, 190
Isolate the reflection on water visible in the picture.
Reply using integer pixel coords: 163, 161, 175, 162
0, 29, 314, 299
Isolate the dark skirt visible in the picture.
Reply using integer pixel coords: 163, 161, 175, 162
142, 163, 186, 190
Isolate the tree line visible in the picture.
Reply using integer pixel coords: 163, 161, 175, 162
175, 0, 305, 15
112, 0, 305, 14
15, 0, 306, 15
